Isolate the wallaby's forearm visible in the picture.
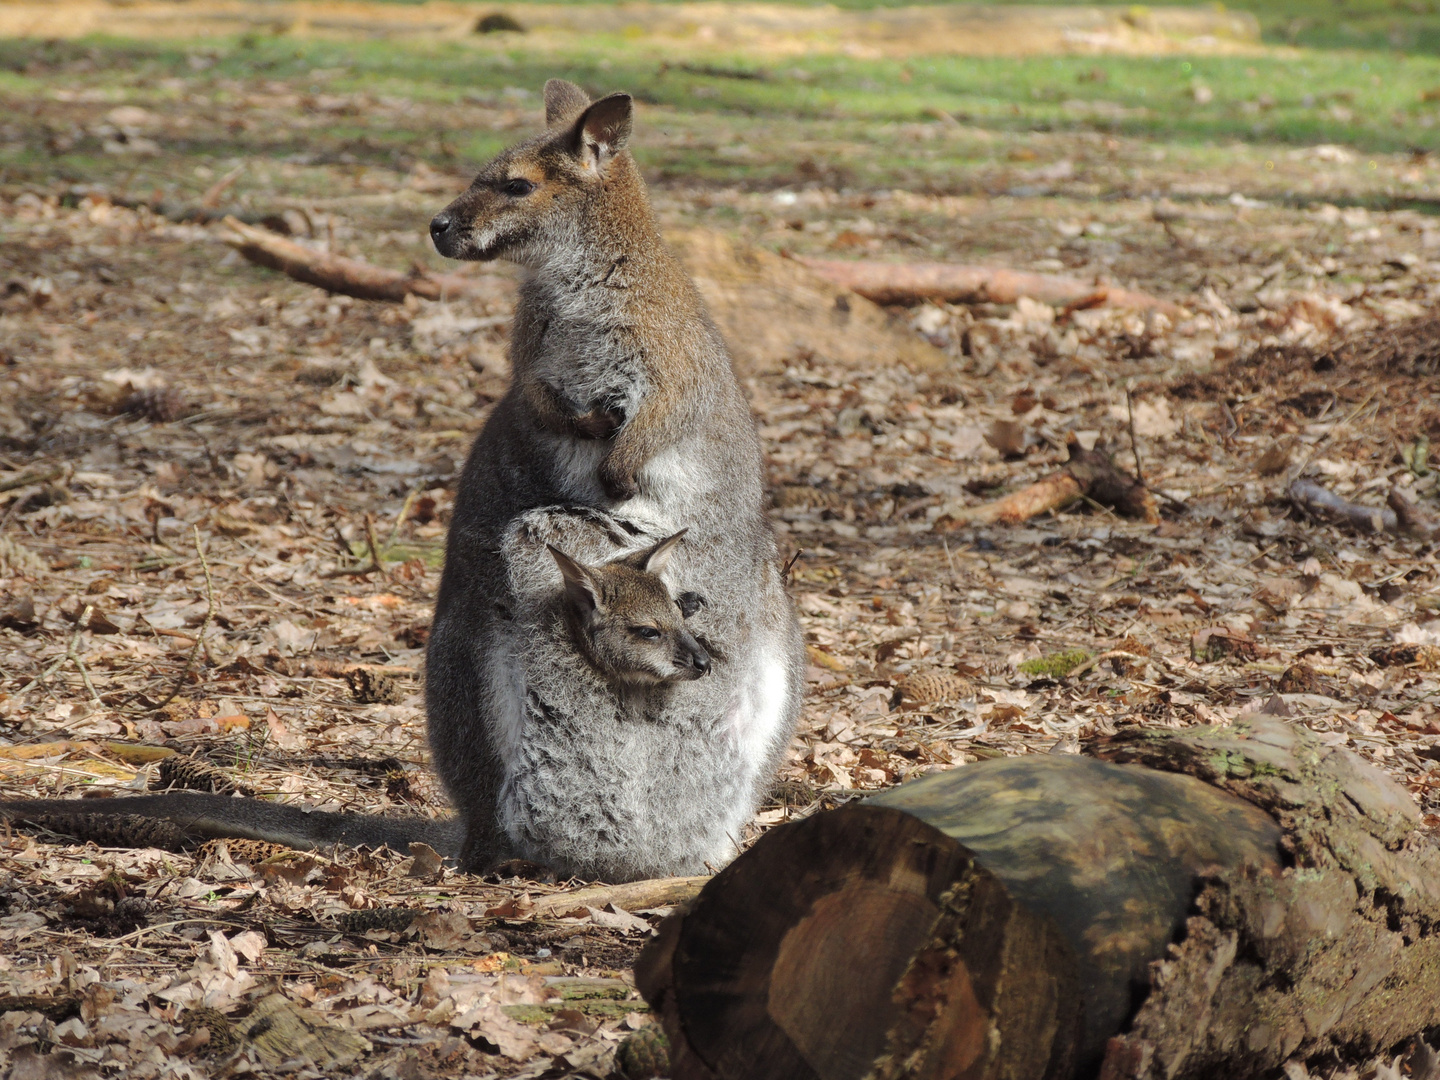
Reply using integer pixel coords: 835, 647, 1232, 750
523, 378, 625, 441
598, 381, 690, 499
0, 794, 463, 859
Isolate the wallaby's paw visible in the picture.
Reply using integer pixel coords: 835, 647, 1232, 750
599, 460, 640, 501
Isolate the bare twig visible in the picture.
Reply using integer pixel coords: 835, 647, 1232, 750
321, 514, 386, 579
1387, 487, 1440, 539
526, 875, 709, 917
792, 256, 1183, 315
1125, 385, 1144, 486
383, 486, 423, 553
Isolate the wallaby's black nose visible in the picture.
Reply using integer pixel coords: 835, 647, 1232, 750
429, 212, 453, 242
691, 647, 711, 676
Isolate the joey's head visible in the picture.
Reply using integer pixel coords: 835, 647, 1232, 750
429, 79, 638, 267
548, 531, 711, 687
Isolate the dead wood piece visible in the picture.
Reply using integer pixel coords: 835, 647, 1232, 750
1086, 717, 1440, 1079
1287, 478, 1405, 535
0, 463, 64, 494
637, 755, 1282, 1080
222, 217, 481, 303
1388, 486, 1440, 538
529, 875, 709, 918
936, 435, 1158, 530
794, 255, 1183, 316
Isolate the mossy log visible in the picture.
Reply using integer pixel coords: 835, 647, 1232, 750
636, 719, 1440, 1080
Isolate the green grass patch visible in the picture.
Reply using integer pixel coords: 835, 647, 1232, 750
1018, 649, 1092, 678
2, 33, 1436, 196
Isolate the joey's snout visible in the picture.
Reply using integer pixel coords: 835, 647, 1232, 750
678, 634, 712, 679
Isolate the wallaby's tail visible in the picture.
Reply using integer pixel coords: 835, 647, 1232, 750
0, 793, 463, 860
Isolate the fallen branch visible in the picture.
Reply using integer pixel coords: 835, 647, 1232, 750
528, 875, 708, 918
1388, 487, 1440, 539
936, 434, 1159, 530
794, 255, 1183, 316
320, 514, 386, 579
1290, 480, 1411, 535
221, 216, 483, 303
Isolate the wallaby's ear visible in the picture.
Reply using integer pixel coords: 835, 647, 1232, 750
543, 79, 591, 128
569, 93, 633, 171
549, 545, 603, 613
636, 529, 687, 574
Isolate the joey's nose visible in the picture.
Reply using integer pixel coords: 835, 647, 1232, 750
689, 646, 712, 676
429, 212, 454, 243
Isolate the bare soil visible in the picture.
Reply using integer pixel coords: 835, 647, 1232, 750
0, 51, 1437, 1080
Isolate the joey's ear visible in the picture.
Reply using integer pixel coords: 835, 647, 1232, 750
636, 529, 687, 574
544, 79, 591, 128
549, 545, 603, 613
569, 93, 633, 170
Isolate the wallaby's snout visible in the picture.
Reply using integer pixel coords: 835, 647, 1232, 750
429, 210, 458, 254
428, 80, 634, 267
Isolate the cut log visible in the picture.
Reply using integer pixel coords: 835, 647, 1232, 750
935, 434, 1158, 529
794, 256, 1182, 317
639, 754, 1282, 1080
638, 718, 1440, 1080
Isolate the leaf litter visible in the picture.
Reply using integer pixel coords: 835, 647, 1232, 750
0, 73, 1438, 1080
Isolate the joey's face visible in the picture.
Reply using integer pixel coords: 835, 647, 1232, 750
584, 605, 712, 687
548, 530, 709, 687
429, 80, 634, 266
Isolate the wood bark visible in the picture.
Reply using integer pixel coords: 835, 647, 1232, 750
637, 718, 1440, 1080
935, 434, 1158, 530
221, 217, 487, 302
794, 256, 1182, 317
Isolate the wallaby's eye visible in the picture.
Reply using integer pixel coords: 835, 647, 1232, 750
502, 178, 536, 197
630, 626, 662, 641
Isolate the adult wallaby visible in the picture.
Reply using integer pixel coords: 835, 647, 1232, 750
425, 79, 805, 877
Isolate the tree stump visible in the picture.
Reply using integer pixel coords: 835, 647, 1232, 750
637, 719, 1440, 1080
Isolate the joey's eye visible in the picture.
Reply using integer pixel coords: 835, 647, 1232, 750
502, 178, 536, 197
631, 626, 662, 641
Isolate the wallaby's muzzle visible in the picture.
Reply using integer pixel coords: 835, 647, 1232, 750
429, 210, 460, 256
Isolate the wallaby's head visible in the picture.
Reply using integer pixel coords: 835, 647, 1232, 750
430, 79, 637, 266
548, 531, 711, 686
